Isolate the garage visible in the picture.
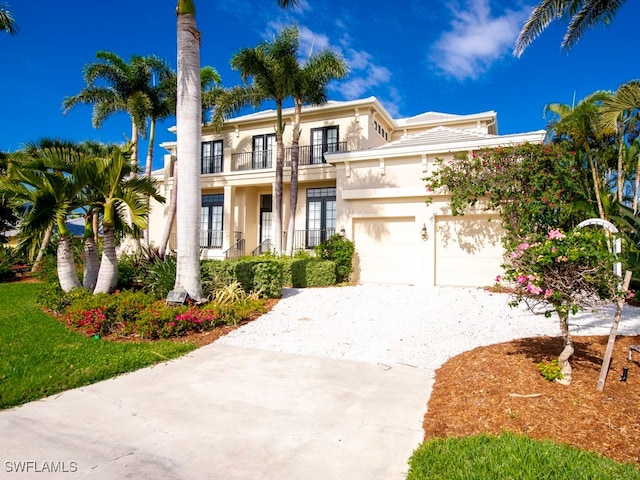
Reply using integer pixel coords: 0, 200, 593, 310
434, 214, 505, 287
353, 217, 418, 284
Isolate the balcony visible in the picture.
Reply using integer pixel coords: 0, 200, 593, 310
231, 142, 348, 172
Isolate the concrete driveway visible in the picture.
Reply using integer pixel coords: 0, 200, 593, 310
2, 284, 639, 479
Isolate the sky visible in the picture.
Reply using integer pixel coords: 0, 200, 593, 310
2, 0, 639, 171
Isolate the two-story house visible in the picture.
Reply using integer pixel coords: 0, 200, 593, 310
148, 96, 545, 287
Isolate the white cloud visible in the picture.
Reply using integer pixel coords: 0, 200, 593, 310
430, 0, 529, 80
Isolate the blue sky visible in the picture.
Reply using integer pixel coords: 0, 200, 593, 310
2, 0, 638, 170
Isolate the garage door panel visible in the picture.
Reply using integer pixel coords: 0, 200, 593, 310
435, 215, 504, 287
354, 217, 416, 284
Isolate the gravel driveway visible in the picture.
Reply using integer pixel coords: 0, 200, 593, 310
218, 284, 640, 370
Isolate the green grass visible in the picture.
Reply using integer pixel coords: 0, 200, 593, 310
0, 282, 196, 409
408, 432, 640, 479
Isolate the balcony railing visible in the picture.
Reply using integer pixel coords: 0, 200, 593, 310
200, 230, 223, 249
285, 228, 336, 251
231, 142, 348, 172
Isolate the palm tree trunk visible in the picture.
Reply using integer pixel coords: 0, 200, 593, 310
588, 152, 606, 219
286, 101, 302, 256
57, 234, 82, 292
634, 153, 640, 213
94, 228, 118, 294
31, 223, 53, 272
159, 162, 178, 258
617, 137, 624, 204
82, 213, 99, 291
273, 100, 285, 254
175, 3, 204, 300
143, 118, 157, 247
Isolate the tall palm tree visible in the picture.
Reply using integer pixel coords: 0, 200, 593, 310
91, 145, 163, 293
174, 0, 295, 300
545, 91, 613, 220
231, 26, 300, 255
601, 81, 640, 211
157, 66, 222, 257
0, 4, 17, 35
287, 36, 349, 255
514, 0, 626, 57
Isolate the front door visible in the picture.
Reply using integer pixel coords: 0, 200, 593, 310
259, 194, 273, 253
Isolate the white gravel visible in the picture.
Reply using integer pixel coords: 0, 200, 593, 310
217, 284, 640, 370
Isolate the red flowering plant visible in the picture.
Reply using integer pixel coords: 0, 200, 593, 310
499, 228, 623, 384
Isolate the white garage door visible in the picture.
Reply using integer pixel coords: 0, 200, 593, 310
353, 217, 417, 284
435, 215, 504, 287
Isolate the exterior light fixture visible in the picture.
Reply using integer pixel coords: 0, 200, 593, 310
421, 223, 428, 241
339, 226, 346, 237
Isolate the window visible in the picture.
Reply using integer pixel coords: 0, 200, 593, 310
306, 187, 336, 247
252, 134, 275, 169
311, 126, 339, 164
202, 140, 223, 174
259, 194, 273, 253
201, 194, 223, 248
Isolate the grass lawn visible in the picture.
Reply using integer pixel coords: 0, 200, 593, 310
0, 281, 196, 409
408, 432, 640, 479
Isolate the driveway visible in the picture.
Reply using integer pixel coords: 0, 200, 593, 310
1, 285, 639, 479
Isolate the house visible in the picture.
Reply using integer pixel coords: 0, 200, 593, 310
148, 97, 545, 287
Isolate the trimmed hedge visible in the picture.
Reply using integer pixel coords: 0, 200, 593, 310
291, 259, 336, 287
203, 258, 284, 298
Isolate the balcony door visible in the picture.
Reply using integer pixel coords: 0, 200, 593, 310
310, 126, 339, 164
252, 134, 276, 169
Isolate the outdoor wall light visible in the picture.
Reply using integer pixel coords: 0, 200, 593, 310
421, 223, 428, 241
339, 226, 346, 237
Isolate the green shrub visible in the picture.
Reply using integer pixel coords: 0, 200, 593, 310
291, 258, 336, 287
144, 255, 177, 299
135, 302, 185, 339
314, 234, 354, 283
538, 359, 564, 382
252, 261, 283, 298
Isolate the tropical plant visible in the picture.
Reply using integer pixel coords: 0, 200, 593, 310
0, 151, 18, 243
544, 91, 614, 220
514, 0, 626, 56
0, 3, 17, 35
90, 145, 164, 293
601, 80, 640, 211
0, 140, 94, 292
286, 26, 349, 255
314, 234, 355, 283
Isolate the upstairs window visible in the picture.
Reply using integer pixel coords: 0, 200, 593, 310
202, 140, 223, 174
311, 126, 339, 164
252, 134, 276, 169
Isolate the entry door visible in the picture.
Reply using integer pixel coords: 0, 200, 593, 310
259, 194, 273, 253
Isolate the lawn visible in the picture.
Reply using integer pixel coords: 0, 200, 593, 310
0, 281, 196, 409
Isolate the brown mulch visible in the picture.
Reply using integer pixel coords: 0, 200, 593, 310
423, 334, 640, 466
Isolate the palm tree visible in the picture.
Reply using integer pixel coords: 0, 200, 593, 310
0, 4, 17, 35
174, 0, 296, 300
157, 66, 222, 258
1, 140, 91, 292
286, 36, 348, 255
545, 91, 613, 220
601, 81, 640, 211
514, 0, 626, 57
230, 26, 300, 255
91, 145, 163, 293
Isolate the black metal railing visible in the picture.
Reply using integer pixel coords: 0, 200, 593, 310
231, 142, 348, 172
251, 239, 272, 256
223, 232, 245, 259
286, 228, 335, 250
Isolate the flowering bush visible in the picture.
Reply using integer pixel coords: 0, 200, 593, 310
64, 307, 109, 336
500, 228, 621, 317
499, 228, 623, 384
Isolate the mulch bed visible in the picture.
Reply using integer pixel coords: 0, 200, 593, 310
423, 334, 640, 465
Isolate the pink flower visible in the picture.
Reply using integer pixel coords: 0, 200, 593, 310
517, 275, 528, 284
547, 229, 565, 240
518, 242, 530, 251
544, 289, 553, 298
526, 283, 543, 295
495, 275, 501, 283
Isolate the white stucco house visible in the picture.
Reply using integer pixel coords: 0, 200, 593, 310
148, 97, 545, 287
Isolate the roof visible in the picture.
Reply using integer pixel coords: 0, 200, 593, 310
326, 126, 547, 162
